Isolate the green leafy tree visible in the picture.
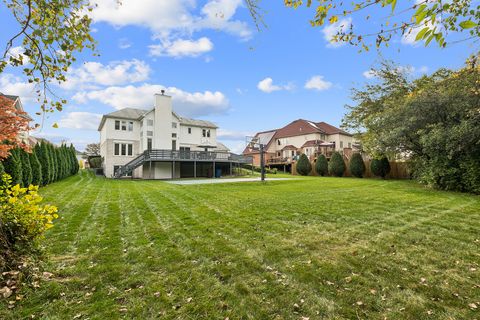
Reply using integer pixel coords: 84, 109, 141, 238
371, 157, 391, 179
19, 149, 32, 187
349, 153, 366, 178
70, 145, 79, 175
247, 1, 480, 49
29, 151, 42, 186
35, 142, 51, 185
0, 161, 4, 177
343, 57, 480, 192
48, 143, 57, 182
1, 0, 96, 116
296, 154, 312, 176
3, 149, 23, 186
315, 154, 329, 176
329, 152, 346, 177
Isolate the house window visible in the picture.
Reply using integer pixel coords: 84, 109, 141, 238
114, 143, 133, 156
291, 150, 295, 157
172, 133, 177, 138
340, 141, 344, 148
321, 134, 326, 140
277, 152, 281, 157
128, 121, 133, 131
147, 138, 152, 150
121, 121, 127, 131
202, 129, 210, 137
172, 122, 177, 129
278, 140, 281, 145
147, 131, 153, 137
188, 127, 192, 134
207, 130, 210, 138
147, 119, 154, 126
115, 120, 120, 130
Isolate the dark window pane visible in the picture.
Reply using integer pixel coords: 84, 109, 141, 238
121, 144, 126, 155
115, 121, 120, 130
114, 143, 119, 155
128, 144, 133, 156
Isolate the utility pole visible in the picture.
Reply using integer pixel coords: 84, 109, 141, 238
260, 143, 265, 182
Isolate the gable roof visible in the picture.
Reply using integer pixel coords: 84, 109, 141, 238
0, 93, 33, 121
178, 116, 217, 129
242, 129, 277, 155
315, 121, 351, 136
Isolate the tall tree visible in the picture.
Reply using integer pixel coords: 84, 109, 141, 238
19, 148, 32, 186
343, 57, 480, 192
1, 0, 96, 115
83, 143, 100, 159
0, 96, 30, 159
247, 1, 480, 49
28, 151, 42, 186
3, 149, 23, 186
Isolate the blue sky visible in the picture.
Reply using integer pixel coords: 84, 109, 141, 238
0, 0, 477, 153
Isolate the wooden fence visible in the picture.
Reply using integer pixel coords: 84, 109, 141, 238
292, 159, 411, 179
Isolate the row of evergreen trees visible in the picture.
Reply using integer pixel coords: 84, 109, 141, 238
296, 152, 391, 178
0, 142, 79, 187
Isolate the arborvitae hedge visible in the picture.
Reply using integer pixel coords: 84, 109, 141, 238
296, 154, 312, 176
29, 151, 42, 186
19, 148, 33, 186
3, 149, 23, 186
349, 153, 366, 178
329, 152, 346, 177
371, 156, 391, 179
315, 154, 329, 176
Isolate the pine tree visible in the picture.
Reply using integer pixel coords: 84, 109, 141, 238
296, 154, 312, 176
19, 148, 33, 186
371, 156, 391, 179
36, 142, 52, 185
70, 144, 79, 175
29, 151, 42, 186
329, 152, 346, 177
315, 154, 329, 176
0, 161, 4, 176
3, 149, 23, 186
48, 143, 57, 182
349, 153, 366, 178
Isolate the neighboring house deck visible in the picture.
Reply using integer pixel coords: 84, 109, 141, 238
99, 93, 251, 179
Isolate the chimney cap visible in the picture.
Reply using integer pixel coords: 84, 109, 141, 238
161, 89, 165, 95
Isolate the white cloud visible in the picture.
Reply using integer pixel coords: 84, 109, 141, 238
118, 38, 132, 49
217, 129, 252, 140
322, 18, 352, 48
73, 84, 230, 117
257, 77, 293, 93
89, 0, 251, 53
0, 73, 37, 102
363, 70, 377, 79
58, 112, 102, 130
61, 59, 150, 90
304, 75, 332, 91
149, 37, 213, 57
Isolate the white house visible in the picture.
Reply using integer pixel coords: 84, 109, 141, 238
98, 93, 250, 179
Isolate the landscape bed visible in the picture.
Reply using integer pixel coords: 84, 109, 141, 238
1, 171, 479, 319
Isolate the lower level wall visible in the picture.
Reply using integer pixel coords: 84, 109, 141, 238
142, 162, 180, 179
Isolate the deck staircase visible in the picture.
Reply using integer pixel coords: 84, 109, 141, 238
113, 152, 146, 178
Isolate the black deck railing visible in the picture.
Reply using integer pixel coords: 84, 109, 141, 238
114, 149, 253, 178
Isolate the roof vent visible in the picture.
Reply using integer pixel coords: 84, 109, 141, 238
161, 89, 165, 95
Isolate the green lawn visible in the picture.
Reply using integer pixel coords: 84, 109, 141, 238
2, 171, 479, 319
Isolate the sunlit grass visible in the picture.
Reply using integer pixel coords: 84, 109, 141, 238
2, 170, 479, 319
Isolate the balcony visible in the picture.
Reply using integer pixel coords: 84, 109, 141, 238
144, 149, 252, 163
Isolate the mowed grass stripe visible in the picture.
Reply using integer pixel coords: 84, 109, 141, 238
1, 173, 479, 320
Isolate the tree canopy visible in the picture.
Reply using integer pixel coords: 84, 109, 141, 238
247, 0, 480, 49
342, 56, 480, 192
1, 0, 95, 115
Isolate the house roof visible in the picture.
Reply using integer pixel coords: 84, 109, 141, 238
302, 140, 324, 148
242, 129, 277, 155
281, 145, 298, 151
178, 116, 217, 129
98, 107, 218, 131
315, 121, 351, 136
216, 142, 230, 152
0, 93, 33, 121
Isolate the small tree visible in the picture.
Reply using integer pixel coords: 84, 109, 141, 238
19, 149, 33, 187
83, 143, 100, 159
329, 152, 346, 177
29, 151, 42, 186
296, 154, 312, 176
315, 154, 329, 176
371, 156, 391, 179
349, 153, 365, 178
3, 149, 23, 186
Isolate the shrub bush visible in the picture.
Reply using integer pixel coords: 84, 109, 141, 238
0, 174, 58, 271
296, 154, 312, 176
315, 154, 328, 176
89, 156, 102, 169
329, 152, 345, 177
349, 153, 365, 178
371, 156, 391, 179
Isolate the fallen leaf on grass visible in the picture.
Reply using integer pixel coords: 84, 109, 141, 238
469, 303, 478, 310
154, 292, 161, 297
356, 301, 364, 306
427, 310, 433, 315
370, 289, 377, 295
1, 286, 12, 298
119, 308, 128, 313
186, 297, 192, 303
